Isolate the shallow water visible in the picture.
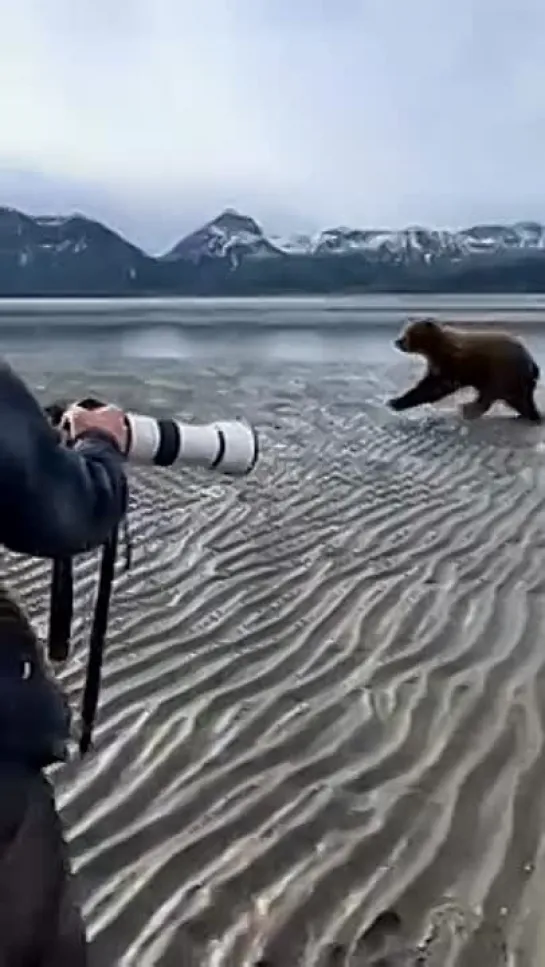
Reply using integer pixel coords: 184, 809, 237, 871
4, 299, 545, 965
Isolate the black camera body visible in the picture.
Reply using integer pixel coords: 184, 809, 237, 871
45, 397, 105, 431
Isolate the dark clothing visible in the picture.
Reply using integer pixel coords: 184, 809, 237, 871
0, 362, 128, 965
0, 360, 127, 560
0, 360, 128, 769
0, 630, 71, 770
0, 621, 89, 966
0, 767, 87, 967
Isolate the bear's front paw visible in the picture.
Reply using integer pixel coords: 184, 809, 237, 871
387, 397, 403, 411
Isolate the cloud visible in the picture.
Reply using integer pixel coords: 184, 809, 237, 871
0, 0, 543, 246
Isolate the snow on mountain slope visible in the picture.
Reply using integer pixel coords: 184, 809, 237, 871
166, 210, 545, 265
165, 209, 283, 266
1, 204, 545, 295
5, 204, 545, 269
0, 206, 148, 292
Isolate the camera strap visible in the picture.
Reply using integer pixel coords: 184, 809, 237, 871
47, 518, 132, 756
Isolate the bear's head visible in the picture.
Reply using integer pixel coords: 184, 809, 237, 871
395, 317, 443, 356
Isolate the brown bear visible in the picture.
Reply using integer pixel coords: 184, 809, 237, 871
388, 316, 542, 422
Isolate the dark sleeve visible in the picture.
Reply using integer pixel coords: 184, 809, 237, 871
0, 361, 127, 559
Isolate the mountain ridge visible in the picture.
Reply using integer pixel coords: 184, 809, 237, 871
0, 204, 545, 295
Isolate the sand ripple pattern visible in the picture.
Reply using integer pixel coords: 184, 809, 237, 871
6, 357, 545, 966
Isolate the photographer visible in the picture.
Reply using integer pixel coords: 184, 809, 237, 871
0, 360, 128, 966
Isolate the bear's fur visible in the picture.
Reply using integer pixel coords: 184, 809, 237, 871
388, 316, 542, 422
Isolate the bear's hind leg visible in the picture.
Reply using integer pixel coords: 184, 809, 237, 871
505, 383, 542, 423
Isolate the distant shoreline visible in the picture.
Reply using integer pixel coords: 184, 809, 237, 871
1, 292, 545, 306
2, 293, 545, 334
2, 292, 545, 305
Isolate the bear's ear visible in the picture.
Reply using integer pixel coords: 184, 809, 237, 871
420, 317, 439, 332
407, 315, 437, 329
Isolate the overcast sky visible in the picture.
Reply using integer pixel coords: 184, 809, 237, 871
0, 0, 543, 251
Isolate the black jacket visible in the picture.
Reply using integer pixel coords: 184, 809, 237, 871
0, 361, 127, 558
0, 361, 128, 769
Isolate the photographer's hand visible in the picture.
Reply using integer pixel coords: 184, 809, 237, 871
68, 404, 128, 453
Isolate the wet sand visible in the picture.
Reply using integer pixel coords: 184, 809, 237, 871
6, 346, 545, 966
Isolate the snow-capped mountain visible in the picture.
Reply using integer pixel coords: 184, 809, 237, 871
165, 209, 545, 266
164, 209, 284, 265
0, 204, 545, 296
0, 206, 150, 294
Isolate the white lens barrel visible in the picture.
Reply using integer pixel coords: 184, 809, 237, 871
124, 414, 258, 476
